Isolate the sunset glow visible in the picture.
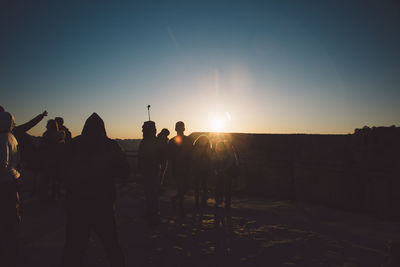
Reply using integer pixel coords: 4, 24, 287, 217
211, 117, 225, 132
2, 1, 399, 139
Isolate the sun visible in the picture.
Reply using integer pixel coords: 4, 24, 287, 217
211, 117, 225, 132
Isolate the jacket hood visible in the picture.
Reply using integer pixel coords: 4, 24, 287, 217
0, 112, 15, 133
81, 113, 107, 139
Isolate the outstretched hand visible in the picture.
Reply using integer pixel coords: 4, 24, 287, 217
42, 110, 48, 116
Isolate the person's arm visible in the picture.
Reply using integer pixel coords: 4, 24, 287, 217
65, 128, 72, 141
15, 111, 48, 133
0, 140, 9, 176
160, 160, 168, 185
159, 142, 169, 185
231, 144, 239, 166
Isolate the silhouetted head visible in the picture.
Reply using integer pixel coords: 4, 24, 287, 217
81, 113, 107, 140
0, 105, 4, 112
46, 119, 59, 132
157, 128, 170, 139
0, 112, 15, 133
175, 121, 185, 135
194, 135, 211, 150
55, 117, 64, 126
142, 121, 156, 139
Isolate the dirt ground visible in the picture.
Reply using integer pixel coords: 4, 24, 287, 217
15, 179, 400, 267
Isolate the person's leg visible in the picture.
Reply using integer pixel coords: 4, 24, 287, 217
63, 207, 90, 267
144, 178, 152, 219
171, 173, 180, 212
93, 208, 125, 267
200, 176, 208, 208
0, 223, 16, 267
146, 177, 160, 224
177, 174, 186, 217
50, 175, 56, 200
0, 183, 18, 266
215, 176, 223, 207
153, 175, 160, 220
225, 176, 233, 210
194, 176, 200, 208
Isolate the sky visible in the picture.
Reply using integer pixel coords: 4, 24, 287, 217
1, 0, 400, 139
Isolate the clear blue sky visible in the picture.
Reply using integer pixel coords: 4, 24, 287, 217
2, 0, 399, 138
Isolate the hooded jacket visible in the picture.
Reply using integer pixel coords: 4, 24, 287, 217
64, 113, 130, 208
0, 112, 20, 184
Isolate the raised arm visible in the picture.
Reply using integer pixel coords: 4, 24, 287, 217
14, 110, 48, 133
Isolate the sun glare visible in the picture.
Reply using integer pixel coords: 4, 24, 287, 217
211, 117, 225, 132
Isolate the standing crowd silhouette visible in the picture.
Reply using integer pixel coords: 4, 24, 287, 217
0, 106, 239, 267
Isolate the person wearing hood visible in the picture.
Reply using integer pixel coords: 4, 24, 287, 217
62, 113, 129, 267
0, 112, 20, 267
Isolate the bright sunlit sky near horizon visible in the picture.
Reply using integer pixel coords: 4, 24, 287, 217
2, 0, 400, 139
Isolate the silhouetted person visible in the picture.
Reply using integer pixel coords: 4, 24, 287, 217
55, 117, 72, 143
168, 121, 193, 217
40, 119, 65, 200
63, 113, 129, 267
214, 140, 239, 210
138, 121, 163, 225
157, 128, 170, 143
1, 108, 48, 171
0, 112, 21, 267
157, 128, 170, 185
0, 107, 47, 138
192, 135, 213, 210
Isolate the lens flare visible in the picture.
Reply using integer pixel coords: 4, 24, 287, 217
225, 111, 231, 121
211, 117, 224, 132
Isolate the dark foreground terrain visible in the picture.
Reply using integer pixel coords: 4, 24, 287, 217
16, 180, 400, 267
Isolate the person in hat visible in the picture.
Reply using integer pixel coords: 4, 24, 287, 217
138, 121, 163, 225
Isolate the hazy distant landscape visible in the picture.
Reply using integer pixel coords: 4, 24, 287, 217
114, 125, 400, 220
